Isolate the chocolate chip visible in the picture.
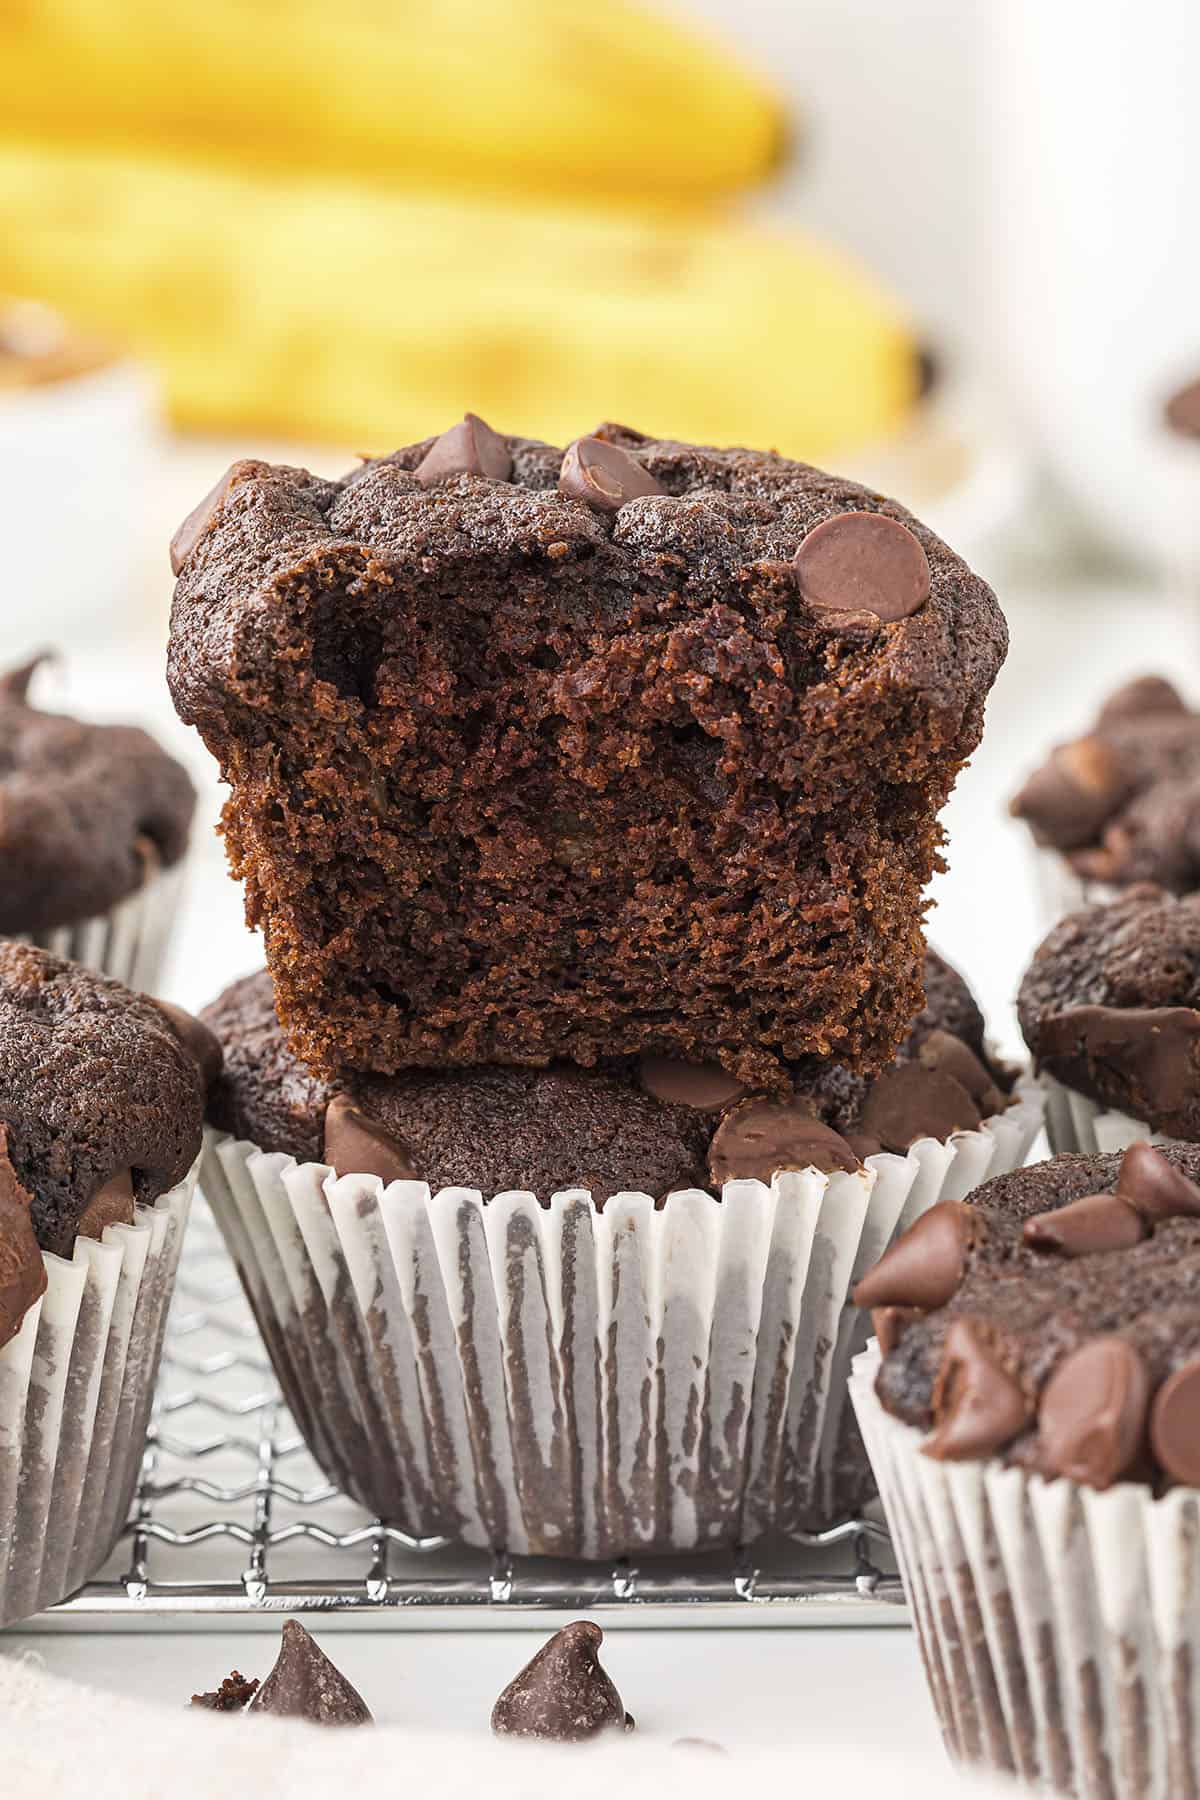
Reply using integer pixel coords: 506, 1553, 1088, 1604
1009, 737, 1129, 849
191, 1671, 260, 1712
0, 651, 55, 705
853, 1200, 975, 1311
558, 436, 665, 515
793, 511, 930, 623
1036, 1009, 1200, 1132
1150, 1356, 1200, 1486
322, 1094, 415, 1185
1039, 1337, 1150, 1488
638, 1057, 746, 1111
247, 1621, 372, 1726
414, 414, 513, 486
1023, 1191, 1147, 1258
156, 1000, 224, 1090
858, 1062, 982, 1152
1165, 377, 1200, 440
917, 1030, 1005, 1116
491, 1621, 631, 1742
76, 1168, 136, 1240
1116, 1140, 1200, 1222
872, 1305, 923, 1356
0, 1126, 46, 1352
1097, 675, 1186, 727
925, 1318, 1033, 1461
170, 460, 260, 575
707, 1097, 860, 1186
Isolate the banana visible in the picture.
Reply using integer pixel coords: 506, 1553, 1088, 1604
0, 140, 919, 459
0, 0, 786, 208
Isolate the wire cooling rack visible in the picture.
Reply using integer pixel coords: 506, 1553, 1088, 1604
36, 1201, 906, 1632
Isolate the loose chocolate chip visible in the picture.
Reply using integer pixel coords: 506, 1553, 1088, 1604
858, 1062, 982, 1153
247, 1620, 372, 1726
917, 1030, 1005, 1116
1037, 1010, 1200, 1131
1150, 1356, 1200, 1486
638, 1056, 746, 1111
491, 1620, 630, 1742
414, 413, 513, 486
1039, 1337, 1150, 1489
872, 1305, 922, 1356
925, 1318, 1033, 1462
156, 1000, 224, 1091
793, 511, 931, 623
0, 651, 55, 705
707, 1097, 860, 1186
1116, 1140, 1200, 1222
853, 1200, 975, 1311
1165, 377, 1200, 440
1009, 737, 1129, 849
1097, 675, 1186, 726
76, 1168, 136, 1240
0, 1126, 46, 1352
1023, 1191, 1147, 1258
322, 1094, 415, 1185
558, 436, 665, 515
191, 1671, 260, 1712
170, 460, 260, 575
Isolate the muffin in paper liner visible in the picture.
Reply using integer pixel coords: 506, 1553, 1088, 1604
851, 1343, 1200, 1799
199, 1084, 1042, 1559
0, 1162, 195, 1627
14, 858, 186, 998
1040, 1072, 1180, 1158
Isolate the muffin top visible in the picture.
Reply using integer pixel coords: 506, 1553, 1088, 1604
0, 943, 218, 1344
1019, 884, 1200, 1136
0, 656, 196, 933
201, 949, 1009, 1201
859, 1141, 1200, 1490
1010, 673, 1200, 892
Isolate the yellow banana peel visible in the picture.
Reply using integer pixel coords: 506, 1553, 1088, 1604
0, 0, 786, 209
0, 140, 919, 459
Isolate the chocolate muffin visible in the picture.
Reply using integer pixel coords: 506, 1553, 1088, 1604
0, 655, 195, 935
1011, 673, 1200, 894
0, 940, 215, 1321
1019, 883, 1200, 1139
202, 949, 1010, 1201
168, 421, 1006, 1086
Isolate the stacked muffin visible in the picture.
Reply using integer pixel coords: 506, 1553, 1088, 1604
168, 418, 1023, 1554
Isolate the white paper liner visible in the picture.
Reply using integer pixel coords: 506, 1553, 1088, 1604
14, 859, 185, 997
200, 1085, 1043, 1559
1040, 1073, 1180, 1158
0, 1163, 195, 1627
851, 1344, 1200, 1800
1027, 841, 1122, 937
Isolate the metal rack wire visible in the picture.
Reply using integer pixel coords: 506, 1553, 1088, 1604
40, 1202, 907, 1631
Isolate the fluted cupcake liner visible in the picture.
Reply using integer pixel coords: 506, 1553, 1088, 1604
15, 859, 186, 997
0, 1166, 194, 1628
200, 1086, 1042, 1559
1040, 1073, 1179, 1157
851, 1343, 1200, 1799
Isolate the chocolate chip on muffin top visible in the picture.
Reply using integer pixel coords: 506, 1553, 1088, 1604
1010, 674, 1200, 892
857, 1141, 1200, 1489
201, 949, 1009, 1202
1019, 883, 1200, 1137
0, 945, 216, 1329
0, 654, 195, 933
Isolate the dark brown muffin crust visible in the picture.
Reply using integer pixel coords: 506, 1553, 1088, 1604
0, 656, 195, 933
202, 949, 1007, 1201
1011, 674, 1200, 892
861, 1143, 1200, 1490
0, 942, 208, 1257
169, 425, 1006, 1086
1019, 884, 1200, 1135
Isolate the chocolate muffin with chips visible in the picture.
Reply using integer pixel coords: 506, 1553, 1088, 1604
857, 1140, 1200, 1488
200, 947, 1010, 1200
0, 940, 218, 1345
